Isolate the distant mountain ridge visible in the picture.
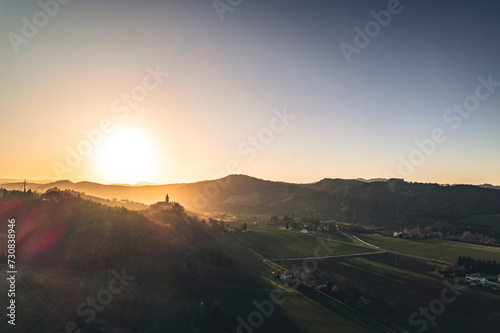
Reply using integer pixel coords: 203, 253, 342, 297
2, 175, 500, 226
480, 184, 500, 191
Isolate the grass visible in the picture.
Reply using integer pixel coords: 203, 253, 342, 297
357, 234, 500, 263
213, 231, 377, 333
0, 257, 191, 333
276, 286, 375, 333
236, 224, 376, 260
300, 253, 500, 333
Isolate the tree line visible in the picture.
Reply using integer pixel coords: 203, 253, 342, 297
457, 256, 500, 275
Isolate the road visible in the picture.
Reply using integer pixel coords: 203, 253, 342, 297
345, 232, 452, 265
258, 232, 399, 333
264, 250, 385, 263
259, 230, 451, 333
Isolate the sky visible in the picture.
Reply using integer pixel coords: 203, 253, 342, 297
1, 0, 499, 185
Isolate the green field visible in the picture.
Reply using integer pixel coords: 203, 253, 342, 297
214, 226, 500, 333
212, 230, 378, 333
357, 234, 500, 263
292, 253, 500, 333
236, 225, 376, 259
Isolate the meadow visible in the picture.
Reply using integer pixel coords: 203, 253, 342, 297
294, 252, 500, 333
357, 234, 500, 263
211, 228, 379, 333
235, 224, 376, 260
228, 225, 500, 332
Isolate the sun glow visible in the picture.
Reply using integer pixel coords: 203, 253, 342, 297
94, 127, 159, 184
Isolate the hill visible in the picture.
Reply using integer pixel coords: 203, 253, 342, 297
480, 184, 500, 190
1, 188, 499, 332
0, 189, 376, 333
2, 175, 500, 230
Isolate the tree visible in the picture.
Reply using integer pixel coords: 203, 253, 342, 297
477, 259, 483, 273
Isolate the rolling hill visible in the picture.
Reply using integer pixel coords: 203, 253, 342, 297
2, 175, 500, 227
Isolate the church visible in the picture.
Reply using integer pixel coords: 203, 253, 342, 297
150, 194, 172, 210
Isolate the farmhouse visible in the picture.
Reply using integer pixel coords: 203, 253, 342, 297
280, 271, 294, 282
466, 273, 489, 286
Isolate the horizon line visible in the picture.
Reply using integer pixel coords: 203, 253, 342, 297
1, 174, 499, 188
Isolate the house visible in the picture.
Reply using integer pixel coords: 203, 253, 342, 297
466, 273, 489, 286
301, 229, 308, 234
393, 232, 403, 237
280, 271, 294, 282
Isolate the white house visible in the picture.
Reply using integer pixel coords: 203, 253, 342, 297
280, 271, 294, 282
301, 229, 308, 234
466, 273, 489, 286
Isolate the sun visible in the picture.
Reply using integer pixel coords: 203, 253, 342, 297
94, 126, 158, 184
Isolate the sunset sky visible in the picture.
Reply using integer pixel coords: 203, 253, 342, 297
1, 0, 499, 185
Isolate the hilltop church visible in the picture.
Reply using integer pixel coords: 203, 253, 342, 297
150, 194, 172, 210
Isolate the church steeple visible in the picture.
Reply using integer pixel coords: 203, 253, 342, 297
165, 194, 169, 203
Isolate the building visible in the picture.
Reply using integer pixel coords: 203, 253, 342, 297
150, 194, 173, 210
280, 271, 294, 282
466, 273, 489, 286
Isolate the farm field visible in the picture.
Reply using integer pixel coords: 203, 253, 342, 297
288, 252, 500, 332
357, 234, 500, 262
212, 231, 378, 333
235, 224, 376, 260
